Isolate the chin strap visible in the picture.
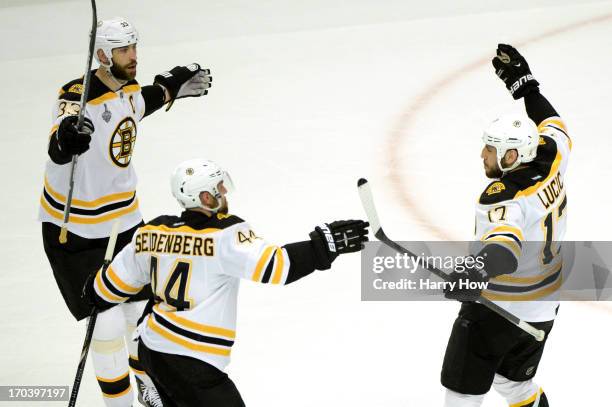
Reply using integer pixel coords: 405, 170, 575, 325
497, 153, 521, 173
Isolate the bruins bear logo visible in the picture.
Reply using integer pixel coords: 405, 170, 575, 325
486, 182, 506, 195
109, 117, 137, 168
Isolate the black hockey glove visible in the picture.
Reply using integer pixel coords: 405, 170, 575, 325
56, 115, 93, 155
309, 220, 369, 270
82, 269, 115, 312
492, 44, 539, 100
154, 63, 212, 102
443, 260, 490, 302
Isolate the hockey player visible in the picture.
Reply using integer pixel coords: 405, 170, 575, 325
441, 44, 570, 407
39, 17, 212, 407
83, 158, 369, 406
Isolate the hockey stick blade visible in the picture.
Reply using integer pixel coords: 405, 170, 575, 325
357, 178, 546, 342
357, 178, 382, 238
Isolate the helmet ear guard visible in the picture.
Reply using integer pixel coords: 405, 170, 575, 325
482, 114, 538, 173
170, 159, 234, 212
94, 17, 139, 68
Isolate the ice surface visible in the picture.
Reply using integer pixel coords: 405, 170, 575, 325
1, 0, 611, 405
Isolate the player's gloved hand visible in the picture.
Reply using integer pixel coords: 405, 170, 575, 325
57, 115, 94, 155
492, 44, 539, 100
82, 269, 115, 312
309, 219, 369, 270
154, 63, 212, 102
444, 261, 490, 302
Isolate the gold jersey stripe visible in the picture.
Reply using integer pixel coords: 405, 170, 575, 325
130, 367, 145, 375
95, 271, 126, 303
44, 177, 135, 208
96, 371, 129, 383
540, 118, 572, 150
514, 151, 562, 199
102, 385, 132, 399
107, 266, 141, 294
510, 388, 542, 407
538, 118, 567, 133
482, 225, 525, 242
89, 92, 118, 106
271, 247, 285, 284
88, 85, 140, 105
147, 317, 232, 356
483, 237, 521, 259
40, 195, 139, 224
153, 305, 236, 339
483, 277, 562, 301
123, 84, 141, 94
139, 224, 221, 235
252, 246, 275, 282
492, 262, 562, 284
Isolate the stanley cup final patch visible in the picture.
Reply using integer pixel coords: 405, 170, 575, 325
102, 104, 112, 123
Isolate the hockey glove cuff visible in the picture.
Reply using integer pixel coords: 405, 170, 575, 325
309, 220, 369, 270
492, 44, 539, 100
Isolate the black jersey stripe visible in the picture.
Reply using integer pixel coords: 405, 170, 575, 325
43, 188, 136, 216
484, 233, 522, 246
152, 312, 235, 348
546, 124, 569, 139
100, 269, 132, 299
487, 268, 561, 293
260, 257, 275, 284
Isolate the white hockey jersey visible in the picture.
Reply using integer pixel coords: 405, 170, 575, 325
38, 73, 147, 238
474, 116, 571, 322
93, 211, 292, 371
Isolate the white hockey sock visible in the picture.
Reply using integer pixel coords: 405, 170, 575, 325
122, 301, 155, 388
444, 389, 485, 407
493, 374, 543, 406
91, 307, 133, 407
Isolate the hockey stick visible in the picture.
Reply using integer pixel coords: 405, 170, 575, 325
67, 220, 120, 407
59, 0, 98, 244
357, 178, 546, 342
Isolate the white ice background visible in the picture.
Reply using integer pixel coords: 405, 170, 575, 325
1, 0, 611, 405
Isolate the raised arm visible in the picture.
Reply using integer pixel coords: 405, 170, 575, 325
491, 43, 560, 126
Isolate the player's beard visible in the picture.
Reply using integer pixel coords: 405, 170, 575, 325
110, 61, 137, 81
484, 160, 503, 179
485, 165, 503, 179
